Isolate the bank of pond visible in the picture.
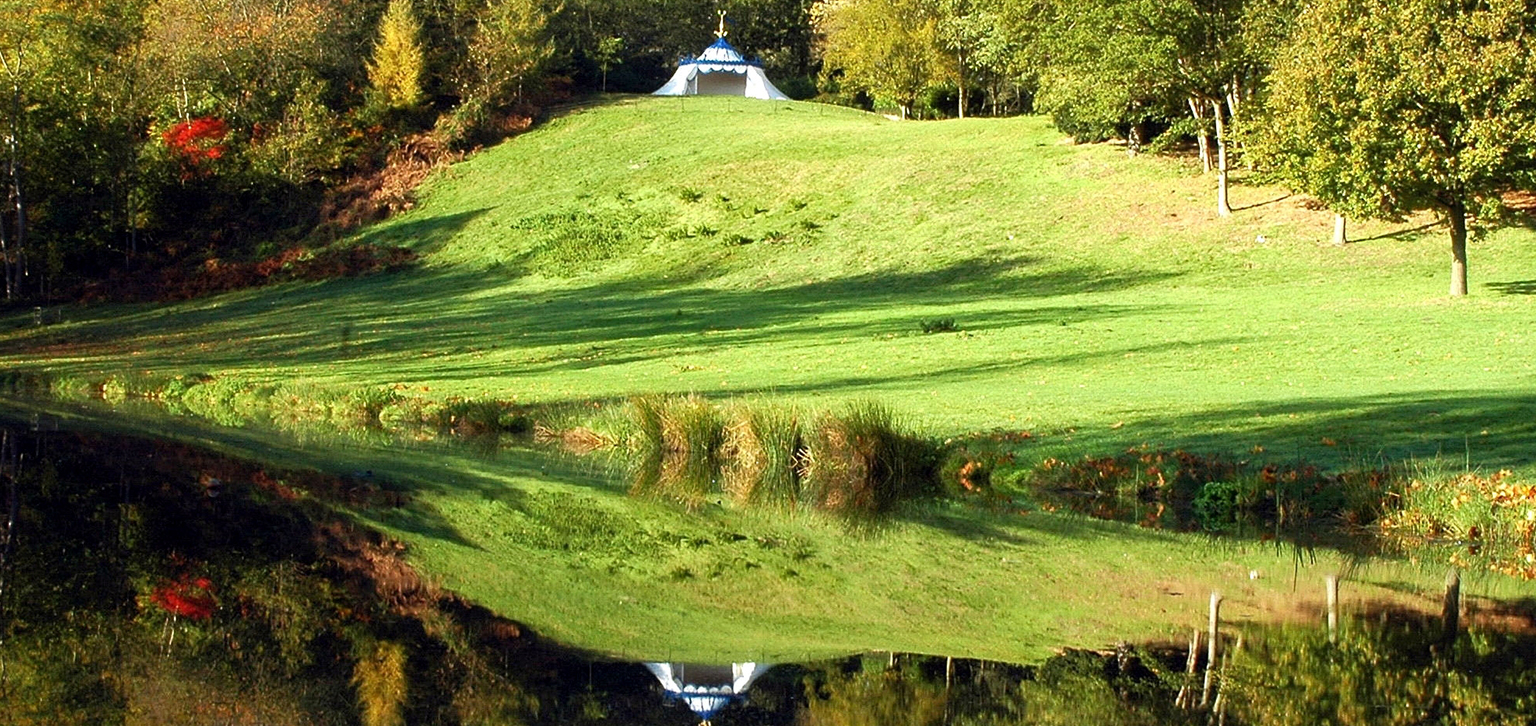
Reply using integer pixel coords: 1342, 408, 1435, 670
0, 411, 1532, 724
7, 372, 1534, 582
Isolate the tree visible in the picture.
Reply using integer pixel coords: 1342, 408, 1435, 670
369, 0, 426, 109
466, 0, 554, 103
1253, 0, 1536, 296
594, 35, 622, 93
814, 0, 943, 118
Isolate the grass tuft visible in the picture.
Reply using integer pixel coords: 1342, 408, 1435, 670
798, 401, 933, 517
721, 402, 802, 507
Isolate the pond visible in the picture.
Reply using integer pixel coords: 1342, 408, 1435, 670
0, 400, 1531, 724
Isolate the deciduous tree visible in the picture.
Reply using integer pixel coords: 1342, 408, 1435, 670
814, 0, 943, 118
369, 0, 426, 108
1253, 0, 1536, 296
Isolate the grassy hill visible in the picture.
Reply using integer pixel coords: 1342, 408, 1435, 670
6, 95, 1534, 469
2, 96, 1533, 661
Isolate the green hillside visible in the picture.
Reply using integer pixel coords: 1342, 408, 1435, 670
2, 96, 1533, 661
7, 95, 1534, 470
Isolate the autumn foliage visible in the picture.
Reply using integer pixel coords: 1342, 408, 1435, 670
151, 575, 218, 620
162, 117, 229, 171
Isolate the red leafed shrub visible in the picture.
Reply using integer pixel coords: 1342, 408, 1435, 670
151, 575, 218, 620
162, 117, 229, 167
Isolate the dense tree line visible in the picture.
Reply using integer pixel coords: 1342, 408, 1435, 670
0, 0, 814, 303
2, 0, 1531, 302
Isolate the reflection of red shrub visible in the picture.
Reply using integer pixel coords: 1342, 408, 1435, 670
151, 576, 217, 620
162, 117, 229, 172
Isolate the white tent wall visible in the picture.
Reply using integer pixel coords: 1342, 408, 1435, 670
743, 68, 788, 101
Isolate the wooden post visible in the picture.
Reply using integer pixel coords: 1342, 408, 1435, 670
1326, 574, 1339, 644
1201, 591, 1222, 707
1175, 626, 1200, 708
1332, 214, 1347, 246
1442, 568, 1461, 646
945, 655, 954, 689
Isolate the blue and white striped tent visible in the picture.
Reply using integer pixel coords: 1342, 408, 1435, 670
652, 35, 790, 101
644, 662, 773, 724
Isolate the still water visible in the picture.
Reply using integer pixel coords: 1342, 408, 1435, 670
0, 404, 1531, 725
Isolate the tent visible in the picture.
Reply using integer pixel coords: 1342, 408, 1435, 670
643, 662, 773, 724
652, 28, 790, 101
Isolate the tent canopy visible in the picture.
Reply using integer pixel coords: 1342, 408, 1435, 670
652, 37, 790, 101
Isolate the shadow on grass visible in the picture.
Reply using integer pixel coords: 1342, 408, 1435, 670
1050, 391, 1536, 474
351, 207, 492, 256
1352, 221, 1442, 243
1487, 279, 1536, 296
1232, 193, 1292, 212
1, 253, 1179, 391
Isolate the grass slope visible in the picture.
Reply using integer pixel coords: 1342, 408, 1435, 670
4, 96, 1533, 472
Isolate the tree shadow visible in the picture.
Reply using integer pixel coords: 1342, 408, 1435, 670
1, 253, 1180, 390
1352, 221, 1442, 243
1486, 280, 1536, 296
351, 207, 491, 256
1232, 193, 1292, 212
1077, 391, 1536, 473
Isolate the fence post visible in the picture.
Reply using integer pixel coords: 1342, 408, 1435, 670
1201, 591, 1222, 707
1442, 568, 1461, 646
1326, 574, 1339, 644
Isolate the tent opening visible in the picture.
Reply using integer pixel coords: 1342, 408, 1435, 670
696, 71, 748, 96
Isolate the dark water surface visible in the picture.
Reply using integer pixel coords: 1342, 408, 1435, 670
0, 402, 1532, 724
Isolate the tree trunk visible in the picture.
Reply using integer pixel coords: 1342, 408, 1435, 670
1127, 123, 1144, 157
1448, 200, 1468, 296
1212, 99, 1231, 217
1188, 97, 1211, 173
1333, 214, 1347, 246
2, 77, 23, 301
956, 53, 965, 120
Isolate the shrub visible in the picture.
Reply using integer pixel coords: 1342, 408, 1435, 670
1380, 467, 1536, 579
920, 318, 957, 334
352, 640, 408, 726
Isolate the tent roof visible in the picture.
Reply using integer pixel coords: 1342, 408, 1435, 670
679, 37, 763, 68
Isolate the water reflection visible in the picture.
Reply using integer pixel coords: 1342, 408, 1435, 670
644, 662, 773, 724
0, 411, 1532, 724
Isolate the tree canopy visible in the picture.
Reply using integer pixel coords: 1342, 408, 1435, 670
1253, 0, 1536, 295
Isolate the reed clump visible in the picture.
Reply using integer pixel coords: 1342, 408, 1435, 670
721, 402, 802, 507
626, 396, 932, 517
799, 401, 933, 517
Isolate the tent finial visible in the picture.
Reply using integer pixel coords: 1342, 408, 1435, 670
715, 10, 727, 39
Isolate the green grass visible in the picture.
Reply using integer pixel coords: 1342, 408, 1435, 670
3, 96, 1532, 473
6, 397, 1520, 666
2, 95, 1535, 659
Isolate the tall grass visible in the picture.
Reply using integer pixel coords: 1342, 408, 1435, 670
624, 396, 932, 517
626, 394, 721, 507
799, 401, 933, 517
721, 402, 802, 506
